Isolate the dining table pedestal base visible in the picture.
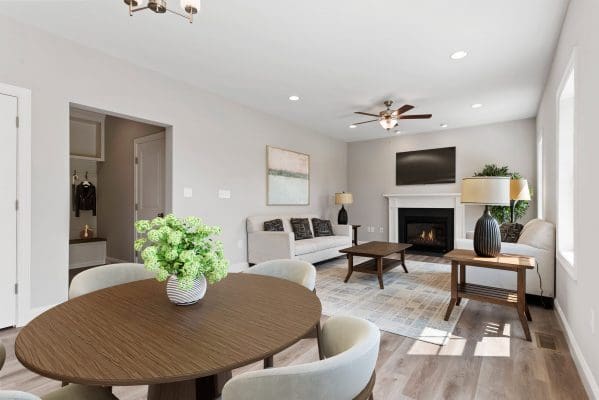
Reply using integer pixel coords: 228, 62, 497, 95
148, 371, 232, 400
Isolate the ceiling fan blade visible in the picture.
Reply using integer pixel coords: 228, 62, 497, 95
354, 111, 379, 117
352, 119, 379, 125
395, 105, 415, 115
400, 114, 432, 119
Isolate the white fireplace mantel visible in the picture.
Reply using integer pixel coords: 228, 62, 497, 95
383, 193, 465, 243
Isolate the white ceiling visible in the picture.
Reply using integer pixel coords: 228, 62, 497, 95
1, 0, 569, 141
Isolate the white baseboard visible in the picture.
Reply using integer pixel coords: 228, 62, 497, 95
555, 300, 599, 399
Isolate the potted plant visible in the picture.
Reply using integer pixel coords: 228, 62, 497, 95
134, 214, 228, 305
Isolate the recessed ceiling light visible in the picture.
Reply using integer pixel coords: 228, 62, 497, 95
288, 95, 300, 101
394, 130, 401, 135
440, 123, 448, 128
471, 103, 483, 109
450, 50, 468, 60
349, 124, 357, 129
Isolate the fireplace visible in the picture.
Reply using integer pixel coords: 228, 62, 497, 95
398, 208, 454, 254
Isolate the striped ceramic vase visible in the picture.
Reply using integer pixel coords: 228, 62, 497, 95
166, 275, 207, 306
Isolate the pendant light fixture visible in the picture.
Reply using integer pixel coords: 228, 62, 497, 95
124, 0, 200, 23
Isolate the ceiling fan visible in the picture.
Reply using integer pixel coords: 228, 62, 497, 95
352, 100, 432, 131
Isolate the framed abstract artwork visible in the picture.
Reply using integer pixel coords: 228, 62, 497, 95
267, 146, 310, 205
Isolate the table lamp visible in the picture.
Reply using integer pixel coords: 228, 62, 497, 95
510, 179, 531, 223
461, 177, 510, 257
335, 192, 353, 225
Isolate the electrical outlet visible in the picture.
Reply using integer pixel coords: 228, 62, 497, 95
591, 308, 596, 335
379, 227, 384, 233
218, 189, 231, 199
183, 187, 193, 198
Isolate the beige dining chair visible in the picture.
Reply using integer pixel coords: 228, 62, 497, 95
69, 263, 155, 299
246, 259, 320, 366
221, 315, 381, 400
0, 343, 118, 400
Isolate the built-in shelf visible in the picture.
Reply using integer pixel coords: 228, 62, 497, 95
70, 108, 105, 161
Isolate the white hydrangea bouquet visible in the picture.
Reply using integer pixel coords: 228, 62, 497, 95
134, 215, 228, 303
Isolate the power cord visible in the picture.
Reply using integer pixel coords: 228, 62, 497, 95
536, 260, 547, 308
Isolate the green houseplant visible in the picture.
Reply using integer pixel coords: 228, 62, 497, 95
474, 164, 532, 224
134, 214, 228, 305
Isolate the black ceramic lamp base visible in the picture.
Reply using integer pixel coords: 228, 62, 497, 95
473, 206, 501, 257
338, 205, 348, 225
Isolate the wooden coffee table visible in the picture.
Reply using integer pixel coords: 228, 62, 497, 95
444, 249, 535, 341
340, 241, 412, 289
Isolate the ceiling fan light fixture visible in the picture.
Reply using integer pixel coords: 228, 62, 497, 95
379, 116, 398, 131
125, 0, 200, 22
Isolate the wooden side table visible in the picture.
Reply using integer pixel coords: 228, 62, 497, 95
443, 249, 535, 341
351, 224, 361, 245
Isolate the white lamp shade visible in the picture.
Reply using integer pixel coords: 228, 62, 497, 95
181, 0, 200, 12
510, 179, 531, 201
379, 117, 397, 130
461, 177, 510, 206
335, 192, 353, 205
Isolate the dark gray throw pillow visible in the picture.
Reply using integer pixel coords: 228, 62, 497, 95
290, 218, 313, 240
263, 218, 284, 232
312, 218, 334, 237
500, 223, 524, 243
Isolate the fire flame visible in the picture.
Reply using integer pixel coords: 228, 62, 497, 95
419, 229, 435, 242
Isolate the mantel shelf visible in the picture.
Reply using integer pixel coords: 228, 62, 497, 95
383, 193, 461, 198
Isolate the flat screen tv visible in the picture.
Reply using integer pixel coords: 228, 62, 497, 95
396, 147, 456, 185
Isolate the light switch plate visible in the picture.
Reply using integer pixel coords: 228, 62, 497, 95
218, 189, 231, 199
183, 187, 193, 198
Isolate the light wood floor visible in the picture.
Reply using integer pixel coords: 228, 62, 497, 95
0, 255, 588, 400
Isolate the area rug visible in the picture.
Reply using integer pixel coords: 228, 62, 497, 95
315, 257, 467, 346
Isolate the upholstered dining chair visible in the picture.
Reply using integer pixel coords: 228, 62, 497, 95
246, 259, 320, 366
0, 343, 118, 400
69, 263, 155, 299
221, 315, 380, 400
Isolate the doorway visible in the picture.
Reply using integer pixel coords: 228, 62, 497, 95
0, 92, 18, 329
69, 105, 170, 281
134, 131, 166, 262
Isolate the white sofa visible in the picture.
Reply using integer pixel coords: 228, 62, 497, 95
455, 219, 555, 298
247, 214, 352, 265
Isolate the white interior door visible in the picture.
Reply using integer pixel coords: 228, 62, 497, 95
0, 93, 18, 328
134, 132, 165, 261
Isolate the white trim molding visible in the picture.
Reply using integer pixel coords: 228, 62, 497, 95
383, 193, 465, 243
555, 300, 599, 399
0, 82, 32, 328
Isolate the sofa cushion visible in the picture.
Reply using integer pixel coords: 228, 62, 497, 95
263, 219, 284, 232
517, 219, 555, 251
500, 223, 524, 243
290, 218, 313, 240
247, 214, 319, 233
295, 236, 350, 256
312, 218, 334, 237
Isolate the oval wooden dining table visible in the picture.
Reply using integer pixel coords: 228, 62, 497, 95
15, 273, 322, 400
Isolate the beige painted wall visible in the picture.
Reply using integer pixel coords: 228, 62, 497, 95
97, 116, 163, 262
0, 16, 347, 309
537, 0, 599, 395
347, 118, 537, 242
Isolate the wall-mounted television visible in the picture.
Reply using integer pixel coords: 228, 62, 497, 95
396, 147, 456, 185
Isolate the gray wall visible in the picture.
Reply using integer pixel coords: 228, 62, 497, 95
97, 116, 164, 262
0, 16, 347, 309
347, 118, 537, 242
537, 0, 599, 394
